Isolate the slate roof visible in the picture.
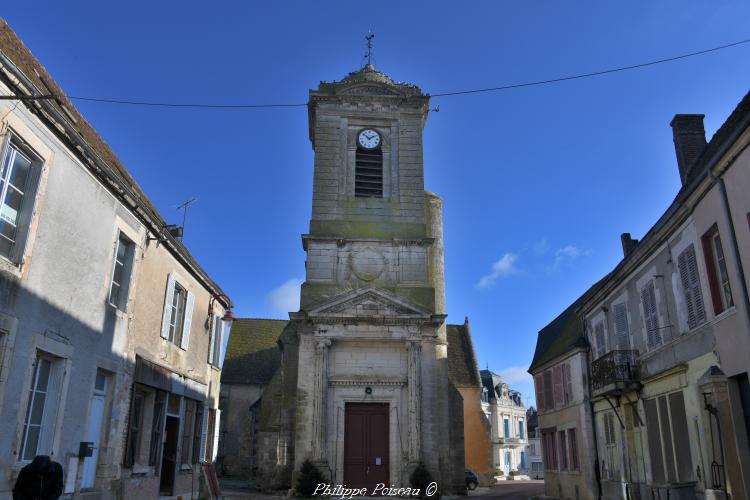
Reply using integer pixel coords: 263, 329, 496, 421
221, 319, 287, 385
447, 319, 481, 388
0, 19, 230, 306
529, 275, 610, 373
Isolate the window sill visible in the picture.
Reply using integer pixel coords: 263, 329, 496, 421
105, 301, 128, 318
0, 256, 22, 279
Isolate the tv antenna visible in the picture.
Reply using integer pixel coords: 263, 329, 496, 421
176, 197, 197, 240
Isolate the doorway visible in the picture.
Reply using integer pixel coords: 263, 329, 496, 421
80, 372, 107, 489
344, 403, 389, 489
160, 416, 180, 495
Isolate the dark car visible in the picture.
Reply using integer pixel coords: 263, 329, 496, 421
465, 469, 479, 490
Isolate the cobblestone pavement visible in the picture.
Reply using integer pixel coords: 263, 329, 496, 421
218, 479, 545, 500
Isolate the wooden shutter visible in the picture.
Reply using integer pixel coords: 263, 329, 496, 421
207, 317, 215, 364
543, 370, 554, 411
161, 275, 176, 339
199, 405, 209, 462
180, 290, 195, 350
613, 303, 630, 350
211, 409, 221, 462
534, 374, 545, 411
678, 245, 706, 329
553, 365, 563, 408
644, 398, 666, 483
594, 322, 606, 358
669, 392, 693, 481
568, 428, 579, 470
701, 232, 724, 314
563, 363, 573, 404
641, 281, 661, 348
214, 316, 223, 364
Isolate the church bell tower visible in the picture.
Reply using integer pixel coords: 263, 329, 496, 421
285, 46, 463, 491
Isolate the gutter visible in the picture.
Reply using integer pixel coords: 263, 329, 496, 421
0, 52, 232, 308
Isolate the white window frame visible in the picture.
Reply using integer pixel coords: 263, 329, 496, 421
107, 231, 135, 310
0, 134, 43, 265
160, 274, 195, 350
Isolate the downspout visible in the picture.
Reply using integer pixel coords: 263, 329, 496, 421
584, 318, 604, 500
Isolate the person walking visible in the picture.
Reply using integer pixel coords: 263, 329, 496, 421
12, 455, 64, 500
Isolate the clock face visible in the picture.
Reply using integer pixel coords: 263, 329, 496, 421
358, 129, 381, 150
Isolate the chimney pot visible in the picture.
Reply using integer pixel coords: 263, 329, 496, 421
621, 233, 639, 257
670, 114, 706, 185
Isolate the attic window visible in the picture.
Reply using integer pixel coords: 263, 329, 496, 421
355, 145, 383, 198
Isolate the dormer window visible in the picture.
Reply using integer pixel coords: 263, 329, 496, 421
355, 128, 383, 198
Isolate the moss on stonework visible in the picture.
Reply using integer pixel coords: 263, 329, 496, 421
300, 282, 436, 313
309, 219, 426, 239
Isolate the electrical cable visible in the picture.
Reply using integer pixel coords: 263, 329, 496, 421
62, 37, 750, 109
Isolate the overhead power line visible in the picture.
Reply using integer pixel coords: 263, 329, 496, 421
63, 37, 750, 109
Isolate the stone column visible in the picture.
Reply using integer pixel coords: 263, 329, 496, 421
312, 338, 331, 461
407, 339, 422, 462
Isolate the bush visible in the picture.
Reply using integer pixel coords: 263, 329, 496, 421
296, 459, 325, 497
495, 469, 504, 476
509, 470, 519, 476
409, 462, 434, 494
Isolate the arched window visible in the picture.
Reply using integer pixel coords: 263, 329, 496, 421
355, 145, 383, 198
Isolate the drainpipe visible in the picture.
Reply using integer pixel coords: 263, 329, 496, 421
584, 318, 604, 500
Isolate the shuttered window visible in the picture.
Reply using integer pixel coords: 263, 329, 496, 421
558, 430, 568, 470
644, 392, 693, 485
534, 374, 545, 412
677, 244, 706, 329
0, 137, 43, 264
543, 370, 554, 411
562, 363, 573, 404
354, 146, 383, 198
553, 365, 564, 408
160, 275, 195, 350
613, 303, 630, 350
702, 227, 734, 314
641, 280, 661, 349
568, 428, 579, 470
594, 321, 606, 358
603, 412, 619, 479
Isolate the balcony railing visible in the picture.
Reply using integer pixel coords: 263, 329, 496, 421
496, 436, 525, 445
591, 350, 641, 395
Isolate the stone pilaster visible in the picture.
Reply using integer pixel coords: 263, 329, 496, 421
312, 338, 331, 461
407, 339, 422, 462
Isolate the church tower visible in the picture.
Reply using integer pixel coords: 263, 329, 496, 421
267, 54, 465, 491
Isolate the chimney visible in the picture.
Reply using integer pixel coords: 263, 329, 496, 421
670, 114, 706, 184
621, 233, 639, 257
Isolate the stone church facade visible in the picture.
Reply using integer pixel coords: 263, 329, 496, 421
252, 64, 465, 492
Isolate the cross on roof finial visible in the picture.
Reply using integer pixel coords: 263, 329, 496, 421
364, 31, 375, 68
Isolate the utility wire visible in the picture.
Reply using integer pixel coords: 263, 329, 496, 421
64, 37, 750, 109
431, 37, 750, 97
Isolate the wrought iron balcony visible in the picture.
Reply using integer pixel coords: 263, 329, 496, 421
496, 436, 525, 445
591, 350, 641, 396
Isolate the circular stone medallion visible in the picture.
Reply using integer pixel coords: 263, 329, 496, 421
350, 248, 386, 282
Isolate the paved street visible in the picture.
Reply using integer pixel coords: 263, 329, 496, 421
219, 479, 545, 500
468, 482, 545, 500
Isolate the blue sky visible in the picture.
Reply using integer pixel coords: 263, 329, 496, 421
4, 1, 750, 406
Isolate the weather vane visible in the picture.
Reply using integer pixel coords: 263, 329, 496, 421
364, 31, 375, 67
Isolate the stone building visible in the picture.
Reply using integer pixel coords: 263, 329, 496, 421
526, 408, 544, 479
447, 319, 493, 482
0, 19, 231, 499
531, 90, 750, 500
529, 295, 603, 500
480, 370, 529, 477
245, 62, 466, 492
219, 318, 287, 478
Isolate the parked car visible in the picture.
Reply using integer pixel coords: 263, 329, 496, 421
465, 469, 479, 490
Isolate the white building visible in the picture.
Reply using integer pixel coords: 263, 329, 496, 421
480, 370, 529, 476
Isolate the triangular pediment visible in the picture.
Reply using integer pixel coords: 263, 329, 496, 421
307, 287, 430, 319
337, 82, 402, 96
